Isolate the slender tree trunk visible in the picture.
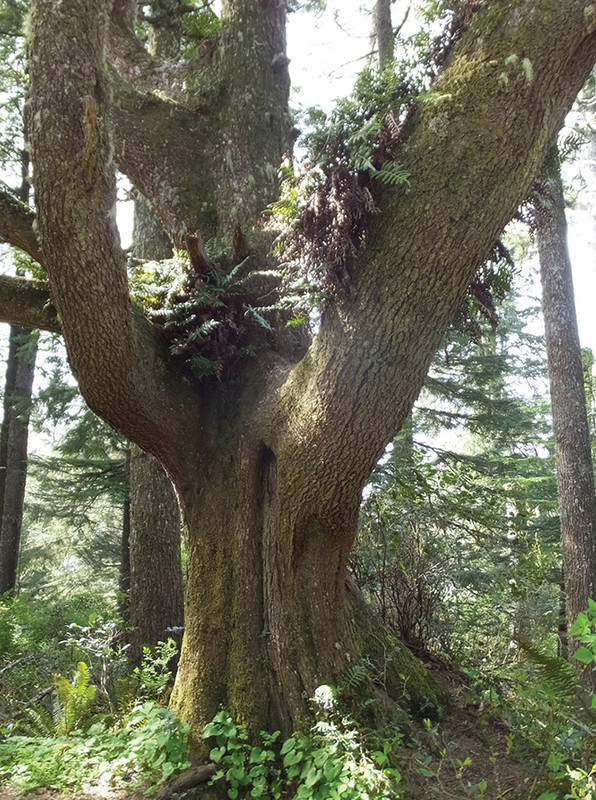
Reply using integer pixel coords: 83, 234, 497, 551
0, 327, 39, 595
128, 442, 184, 664
0, 153, 39, 596
118, 446, 131, 621
535, 161, 596, 683
126, 196, 184, 665
374, 0, 394, 69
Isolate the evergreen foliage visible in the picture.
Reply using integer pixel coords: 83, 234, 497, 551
353, 285, 559, 665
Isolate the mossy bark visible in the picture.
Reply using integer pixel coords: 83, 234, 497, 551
171, 401, 444, 740
5, 0, 596, 739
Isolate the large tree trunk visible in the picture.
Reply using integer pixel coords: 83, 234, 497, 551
0, 0, 594, 740
171, 416, 439, 737
535, 162, 596, 682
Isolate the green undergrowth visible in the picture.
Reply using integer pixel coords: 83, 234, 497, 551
202, 706, 402, 800
5, 597, 596, 799
0, 701, 190, 793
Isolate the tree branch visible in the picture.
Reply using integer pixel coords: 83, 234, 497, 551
0, 275, 59, 332
0, 189, 42, 264
277, 0, 596, 506
27, 0, 202, 482
110, 71, 217, 243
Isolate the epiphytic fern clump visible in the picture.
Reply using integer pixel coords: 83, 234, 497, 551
131, 234, 284, 380
269, 66, 415, 300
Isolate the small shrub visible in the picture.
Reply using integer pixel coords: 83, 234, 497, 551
133, 638, 178, 702
54, 661, 97, 735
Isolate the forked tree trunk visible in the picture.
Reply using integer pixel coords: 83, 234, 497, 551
174, 454, 357, 734
14, 0, 596, 742
535, 161, 596, 683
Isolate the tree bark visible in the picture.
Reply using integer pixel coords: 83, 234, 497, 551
127, 197, 185, 666
0, 0, 593, 737
119, 447, 131, 621
129, 443, 184, 665
535, 162, 596, 683
0, 326, 39, 595
374, 0, 394, 69
0, 154, 39, 596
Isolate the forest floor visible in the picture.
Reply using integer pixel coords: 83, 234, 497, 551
401, 700, 539, 799
0, 790, 142, 800
0, 665, 564, 800
0, 705, 547, 800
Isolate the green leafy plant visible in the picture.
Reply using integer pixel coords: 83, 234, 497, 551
54, 661, 97, 735
133, 637, 179, 702
131, 249, 283, 380
202, 706, 401, 800
62, 611, 128, 711
569, 599, 596, 693
203, 710, 282, 800
0, 701, 190, 793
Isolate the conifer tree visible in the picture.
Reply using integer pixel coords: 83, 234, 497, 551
0, 152, 38, 595
535, 159, 596, 682
0, 0, 594, 734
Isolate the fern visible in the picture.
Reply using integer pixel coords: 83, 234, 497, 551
14, 704, 55, 737
517, 639, 578, 697
189, 355, 219, 380
374, 161, 411, 187
54, 662, 97, 735
244, 305, 273, 332
343, 663, 369, 688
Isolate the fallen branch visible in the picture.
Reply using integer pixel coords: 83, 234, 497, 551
155, 763, 219, 800
0, 656, 27, 676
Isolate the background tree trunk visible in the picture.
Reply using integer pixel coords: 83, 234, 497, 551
0, 326, 38, 595
535, 160, 596, 685
119, 446, 131, 622
128, 442, 184, 665
0, 153, 39, 596
374, 0, 394, 69
127, 197, 184, 665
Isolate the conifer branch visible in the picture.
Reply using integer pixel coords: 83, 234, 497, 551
0, 274, 59, 332
0, 189, 43, 264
